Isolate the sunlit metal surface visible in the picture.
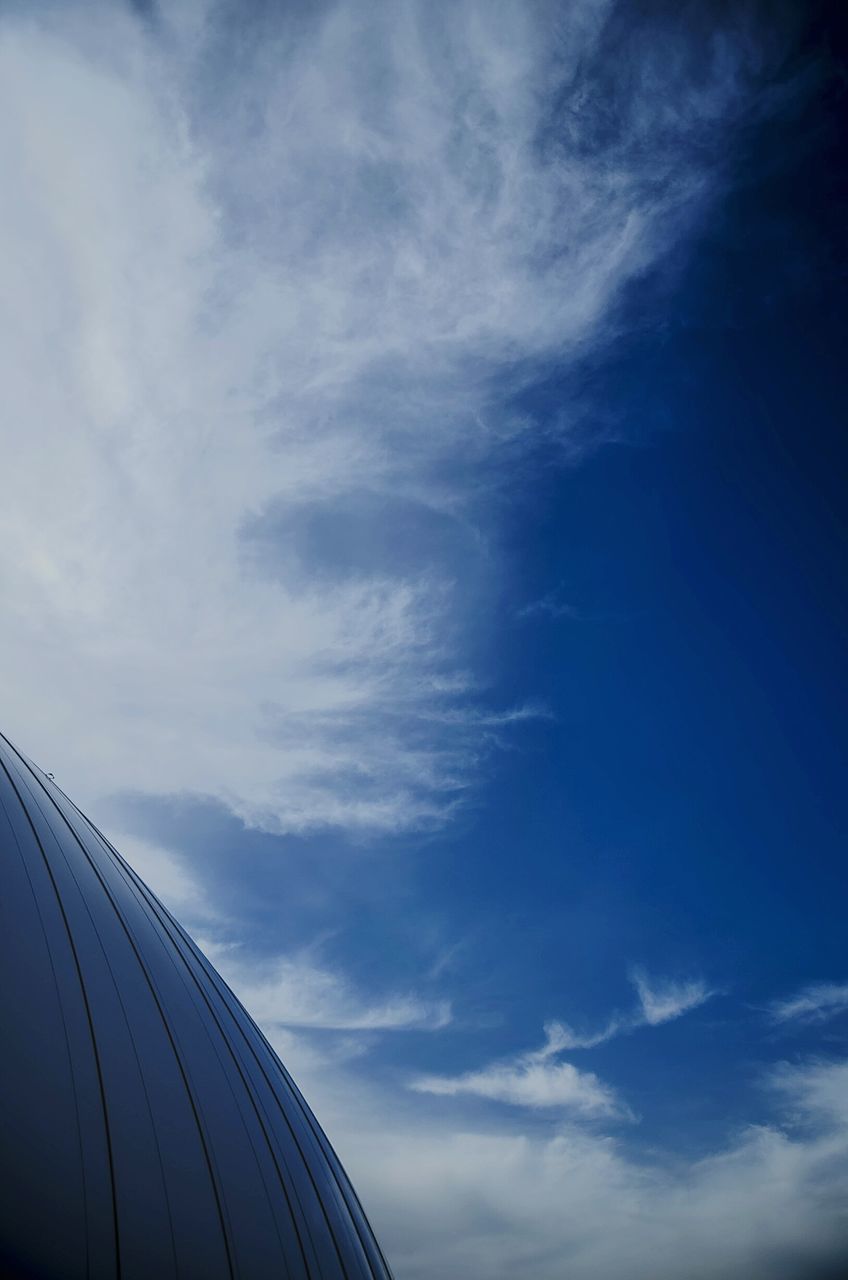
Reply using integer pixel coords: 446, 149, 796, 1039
0, 731, 392, 1279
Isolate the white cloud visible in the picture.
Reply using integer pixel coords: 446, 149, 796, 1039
409, 973, 713, 1114
263, 1024, 373, 1080
771, 1057, 848, 1127
308, 1055, 848, 1280
631, 968, 714, 1027
518, 587, 581, 621
411, 1058, 618, 1115
0, 0, 767, 836
536, 970, 714, 1053
539, 1016, 625, 1051
411, 1021, 622, 1116
770, 981, 848, 1027
199, 936, 451, 1032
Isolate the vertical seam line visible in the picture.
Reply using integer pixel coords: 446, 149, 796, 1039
0, 757, 121, 1280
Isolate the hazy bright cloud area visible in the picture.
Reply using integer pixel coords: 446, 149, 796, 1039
3, 1, 847, 1277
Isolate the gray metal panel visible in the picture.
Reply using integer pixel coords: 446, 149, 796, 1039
0, 731, 393, 1280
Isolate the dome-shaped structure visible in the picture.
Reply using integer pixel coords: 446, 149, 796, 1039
0, 731, 392, 1280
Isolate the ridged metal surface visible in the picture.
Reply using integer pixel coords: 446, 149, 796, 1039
0, 731, 392, 1280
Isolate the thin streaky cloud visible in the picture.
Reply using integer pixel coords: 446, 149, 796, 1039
769, 981, 848, 1027
542, 970, 714, 1053
200, 938, 452, 1033
539, 1017, 627, 1052
411, 969, 714, 1113
518, 588, 582, 621
630, 969, 714, 1027
410, 1023, 622, 1116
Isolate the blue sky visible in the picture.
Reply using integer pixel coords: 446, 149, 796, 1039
2, 1, 847, 1276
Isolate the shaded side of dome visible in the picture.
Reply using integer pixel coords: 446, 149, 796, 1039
0, 731, 393, 1280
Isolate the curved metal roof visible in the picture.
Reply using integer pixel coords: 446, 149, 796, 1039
0, 731, 392, 1280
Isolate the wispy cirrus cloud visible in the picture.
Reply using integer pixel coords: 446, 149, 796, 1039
411, 1021, 622, 1115
769, 981, 848, 1028
0, 0, 769, 837
517, 586, 581, 621
541, 969, 714, 1052
410, 969, 711, 1112
631, 967, 714, 1027
200, 937, 451, 1033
